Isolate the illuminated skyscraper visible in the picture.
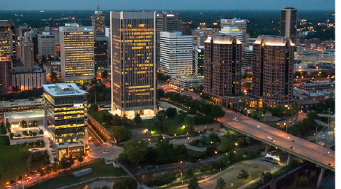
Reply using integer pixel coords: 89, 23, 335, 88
160, 31, 193, 76
43, 83, 88, 160
0, 57, 12, 94
220, 18, 247, 47
156, 12, 180, 69
91, 5, 106, 37
204, 35, 242, 96
0, 20, 16, 59
194, 45, 204, 76
59, 24, 95, 83
280, 7, 297, 45
252, 36, 295, 108
110, 11, 156, 118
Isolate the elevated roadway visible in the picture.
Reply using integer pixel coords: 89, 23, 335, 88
218, 108, 335, 172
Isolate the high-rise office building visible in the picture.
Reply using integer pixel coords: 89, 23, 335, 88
280, 7, 298, 45
242, 46, 253, 68
252, 36, 295, 108
204, 35, 242, 96
91, 6, 106, 37
219, 26, 244, 43
220, 18, 247, 47
59, 23, 95, 83
110, 11, 156, 118
194, 45, 204, 76
43, 83, 88, 160
94, 37, 108, 69
19, 37, 34, 71
38, 31, 56, 61
156, 12, 180, 69
0, 57, 12, 94
160, 31, 193, 76
0, 20, 16, 59
180, 22, 192, 35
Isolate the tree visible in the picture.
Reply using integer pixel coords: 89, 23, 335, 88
122, 177, 138, 189
26, 155, 33, 172
39, 130, 44, 134
185, 168, 194, 178
42, 55, 47, 63
261, 172, 272, 184
210, 105, 225, 120
101, 70, 108, 79
215, 177, 226, 189
50, 72, 59, 83
209, 132, 220, 144
220, 135, 234, 152
184, 116, 195, 134
121, 139, 148, 168
188, 176, 200, 189
21, 120, 27, 128
134, 114, 142, 125
157, 89, 165, 99
89, 104, 98, 112
32, 120, 38, 127
165, 107, 177, 118
111, 126, 131, 142
238, 169, 249, 180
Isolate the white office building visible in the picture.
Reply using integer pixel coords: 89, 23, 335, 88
219, 26, 244, 43
38, 31, 56, 61
160, 31, 193, 76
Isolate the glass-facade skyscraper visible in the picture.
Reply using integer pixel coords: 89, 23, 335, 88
110, 11, 156, 119
280, 7, 297, 45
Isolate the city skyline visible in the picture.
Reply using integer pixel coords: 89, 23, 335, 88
0, 0, 335, 11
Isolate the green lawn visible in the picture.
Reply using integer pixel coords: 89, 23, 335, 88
0, 137, 26, 187
28, 159, 127, 189
88, 110, 111, 124
165, 117, 185, 135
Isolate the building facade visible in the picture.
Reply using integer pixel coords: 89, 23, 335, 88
170, 75, 204, 91
12, 68, 46, 91
204, 35, 242, 97
194, 45, 204, 76
280, 7, 297, 45
92, 8, 106, 37
156, 12, 180, 69
252, 36, 295, 108
43, 83, 88, 160
59, 24, 95, 83
160, 31, 193, 76
38, 32, 56, 61
110, 11, 157, 119
19, 38, 34, 71
242, 46, 253, 68
220, 18, 247, 47
94, 36, 108, 69
0, 20, 16, 59
0, 57, 12, 94
180, 22, 192, 35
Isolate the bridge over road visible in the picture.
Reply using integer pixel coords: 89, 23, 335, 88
218, 108, 335, 187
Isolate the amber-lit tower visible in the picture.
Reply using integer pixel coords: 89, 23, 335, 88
110, 11, 156, 118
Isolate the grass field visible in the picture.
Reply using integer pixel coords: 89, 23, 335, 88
88, 109, 111, 124
28, 159, 127, 189
0, 136, 26, 187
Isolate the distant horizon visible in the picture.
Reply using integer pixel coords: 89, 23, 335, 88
0, 9, 336, 12
0, 0, 335, 11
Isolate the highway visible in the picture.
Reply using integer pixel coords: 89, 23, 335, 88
218, 108, 335, 171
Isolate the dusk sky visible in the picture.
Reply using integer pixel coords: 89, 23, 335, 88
0, 0, 335, 11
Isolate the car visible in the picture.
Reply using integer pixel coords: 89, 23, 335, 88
103, 150, 110, 153
267, 136, 272, 140
328, 163, 333, 167
292, 140, 296, 142
272, 140, 276, 143
233, 119, 239, 122
290, 146, 295, 150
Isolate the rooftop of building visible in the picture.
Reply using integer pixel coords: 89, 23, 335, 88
43, 83, 87, 97
254, 35, 295, 46
205, 35, 242, 44
0, 98, 44, 108
171, 75, 204, 82
4, 110, 45, 120
295, 98, 320, 105
0, 57, 11, 61
301, 81, 335, 86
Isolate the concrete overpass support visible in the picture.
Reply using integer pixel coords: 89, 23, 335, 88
264, 144, 269, 155
316, 167, 326, 188
286, 154, 291, 165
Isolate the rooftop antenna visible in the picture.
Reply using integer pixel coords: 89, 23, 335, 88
97, 0, 100, 11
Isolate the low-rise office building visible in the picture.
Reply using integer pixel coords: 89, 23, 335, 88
170, 75, 204, 91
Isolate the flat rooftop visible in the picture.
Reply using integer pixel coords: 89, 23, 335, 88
5, 110, 45, 120
43, 83, 87, 97
171, 76, 204, 82
0, 98, 44, 108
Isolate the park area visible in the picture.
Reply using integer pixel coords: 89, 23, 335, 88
0, 136, 26, 187
27, 159, 127, 189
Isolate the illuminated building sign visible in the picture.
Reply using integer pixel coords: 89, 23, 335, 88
235, 20, 245, 23
74, 103, 84, 107
231, 29, 240, 31
222, 29, 227, 31
221, 19, 227, 22
84, 28, 93, 31
167, 14, 174, 17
